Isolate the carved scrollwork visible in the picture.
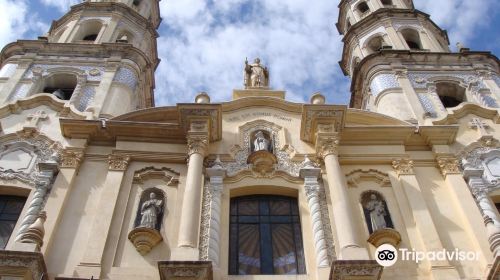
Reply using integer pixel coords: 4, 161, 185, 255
436, 156, 461, 177
187, 134, 209, 157
316, 133, 340, 159
108, 154, 130, 171
60, 150, 84, 169
392, 158, 414, 176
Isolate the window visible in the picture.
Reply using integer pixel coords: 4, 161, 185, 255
42, 73, 77, 100
0, 195, 26, 249
229, 195, 306, 275
357, 2, 370, 15
401, 29, 423, 50
436, 82, 466, 108
75, 20, 103, 43
381, 0, 393, 6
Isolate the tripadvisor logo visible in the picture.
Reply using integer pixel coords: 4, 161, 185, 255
375, 244, 481, 267
375, 244, 397, 267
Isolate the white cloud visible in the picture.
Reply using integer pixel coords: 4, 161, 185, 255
0, 0, 29, 47
40, 0, 78, 12
416, 0, 496, 50
155, 0, 347, 105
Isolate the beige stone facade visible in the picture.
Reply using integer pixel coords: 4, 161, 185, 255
0, 0, 499, 279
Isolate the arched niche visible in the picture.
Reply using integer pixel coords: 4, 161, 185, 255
133, 187, 165, 231
360, 190, 394, 234
75, 20, 104, 43
401, 28, 423, 50
435, 81, 467, 108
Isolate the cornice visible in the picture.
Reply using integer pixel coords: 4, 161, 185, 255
221, 96, 303, 114
432, 103, 500, 125
0, 40, 156, 108
49, 2, 159, 37
59, 118, 185, 144
0, 94, 88, 120
349, 50, 500, 108
340, 9, 450, 74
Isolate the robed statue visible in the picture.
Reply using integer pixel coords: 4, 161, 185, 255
253, 131, 270, 152
139, 192, 164, 229
365, 194, 387, 232
244, 58, 269, 88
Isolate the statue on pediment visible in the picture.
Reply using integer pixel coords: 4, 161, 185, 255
244, 58, 269, 88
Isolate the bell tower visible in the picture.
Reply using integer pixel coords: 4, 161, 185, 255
0, 0, 160, 118
337, 0, 500, 124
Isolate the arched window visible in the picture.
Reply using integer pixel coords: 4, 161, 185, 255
229, 195, 306, 275
76, 20, 103, 43
381, 0, 393, 6
42, 73, 77, 100
436, 82, 466, 108
0, 195, 27, 249
366, 36, 386, 53
361, 191, 394, 234
401, 29, 423, 50
357, 2, 370, 16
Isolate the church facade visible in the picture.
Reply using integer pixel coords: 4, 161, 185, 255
0, 0, 499, 279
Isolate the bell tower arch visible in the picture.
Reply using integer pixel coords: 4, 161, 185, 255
337, 0, 500, 124
0, 0, 161, 118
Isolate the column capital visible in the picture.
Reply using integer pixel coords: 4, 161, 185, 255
315, 132, 340, 159
392, 158, 414, 176
187, 134, 209, 157
60, 149, 85, 169
108, 154, 130, 171
436, 156, 461, 177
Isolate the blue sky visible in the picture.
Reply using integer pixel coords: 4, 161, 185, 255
0, 0, 499, 106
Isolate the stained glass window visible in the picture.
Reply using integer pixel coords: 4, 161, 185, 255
229, 195, 306, 275
0, 195, 26, 249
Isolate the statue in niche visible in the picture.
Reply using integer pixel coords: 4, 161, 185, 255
252, 130, 271, 153
136, 190, 165, 230
362, 192, 394, 234
244, 57, 269, 88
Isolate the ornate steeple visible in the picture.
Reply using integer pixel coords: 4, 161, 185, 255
0, 0, 160, 119
337, 0, 500, 124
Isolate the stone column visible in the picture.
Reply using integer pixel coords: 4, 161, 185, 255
15, 161, 59, 241
75, 154, 130, 278
464, 169, 500, 225
300, 162, 329, 267
436, 155, 491, 266
205, 159, 226, 267
392, 159, 459, 277
177, 125, 209, 253
316, 131, 367, 260
42, 149, 84, 255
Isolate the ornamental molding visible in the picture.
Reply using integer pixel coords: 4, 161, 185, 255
329, 260, 383, 280
392, 158, 414, 176
187, 133, 209, 157
132, 166, 180, 185
108, 154, 131, 171
316, 132, 340, 159
0, 130, 61, 185
346, 169, 391, 188
158, 261, 212, 280
178, 104, 222, 142
300, 105, 346, 143
436, 156, 461, 177
216, 119, 302, 178
60, 149, 84, 169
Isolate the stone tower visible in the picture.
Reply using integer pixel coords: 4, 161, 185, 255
0, 0, 160, 119
337, 0, 500, 124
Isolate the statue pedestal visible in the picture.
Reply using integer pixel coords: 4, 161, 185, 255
367, 228, 402, 248
128, 227, 163, 255
247, 150, 277, 175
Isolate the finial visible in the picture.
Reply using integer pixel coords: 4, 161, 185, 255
301, 155, 316, 168
310, 92, 326, 104
195, 92, 211, 103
